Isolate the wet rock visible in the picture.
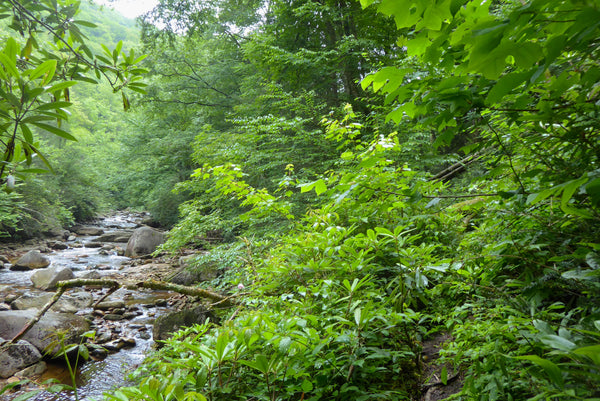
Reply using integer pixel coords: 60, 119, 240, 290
11, 250, 50, 270
0, 339, 43, 379
0, 261, 4, 269
139, 331, 151, 340
103, 314, 125, 321
72, 226, 104, 236
125, 226, 165, 257
67, 235, 77, 241
94, 330, 112, 344
11, 291, 92, 313
15, 361, 47, 378
154, 299, 168, 307
30, 266, 74, 290
115, 246, 125, 256
0, 310, 90, 355
122, 312, 138, 320
79, 270, 102, 280
153, 305, 215, 344
0, 255, 9, 264
84, 242, 103, 248
0, 303, 10, 311
49, 241, 69, 250
97, 232, 133, 243
95, 300, 126, 310
98, 250, 110, 256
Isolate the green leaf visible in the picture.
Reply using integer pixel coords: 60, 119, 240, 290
301, 379, 314, 392
30, 122, 76, 141
73, 19, 97, 28
278, 336, 292, 353
29, 60, 57, 84
539, 334, 576, 352
47, 81, 77, 94
573, 344, 600, 365
0, 52, 19, 79
486, 70, 532, 105
314, 179, 327, 195
516, 355, 564, 389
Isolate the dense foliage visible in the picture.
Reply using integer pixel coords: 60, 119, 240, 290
2, 0, 600, 400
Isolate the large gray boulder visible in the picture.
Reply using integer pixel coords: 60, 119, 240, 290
11, 291, 93, 313
0, 310, 89, 356
152, 306, 214, 344
0, 339, 43, 378
31, 266, 74, 290
11, 250, 50, 270
125, 226, 165, 257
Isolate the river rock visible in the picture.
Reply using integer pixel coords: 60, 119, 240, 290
48, 241, 69, 250
152, 305, 214, 344
79, 270, 102, 280
11, 250, 50, 270
0, 339, 43, 379
15, 361, 47, 378
11, 292, 93, 313
0, 310, 90, 355
95, 300, 126, 310
72, 226, 104, 236
125, 226, 165, 257
30, 266, 74, 290
96, 232, 133, 243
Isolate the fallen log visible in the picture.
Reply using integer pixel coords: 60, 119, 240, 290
5, 278, 235, 347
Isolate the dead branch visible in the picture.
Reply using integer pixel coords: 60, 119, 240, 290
6, 278, 236, 347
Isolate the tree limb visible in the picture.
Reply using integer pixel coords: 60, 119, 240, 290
5, 278, 236, 347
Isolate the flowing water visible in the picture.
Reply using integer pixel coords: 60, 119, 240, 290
0, 212, 171, 400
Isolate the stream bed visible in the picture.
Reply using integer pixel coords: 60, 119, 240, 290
0, 212, 175, 400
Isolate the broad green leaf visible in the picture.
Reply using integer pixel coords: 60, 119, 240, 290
486, 70, 532, 105
28, 60, 57, 84
30, 122, 76, 141
301, 379, 314, 392
0, 52, 19, 79
46, 81, 77, 94
539, 334, 576, 352
314, 179, 327, 195
573, 345, 600, 365
516, 355, 564, 389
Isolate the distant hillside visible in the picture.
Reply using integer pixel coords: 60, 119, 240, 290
80, 1, 140, 51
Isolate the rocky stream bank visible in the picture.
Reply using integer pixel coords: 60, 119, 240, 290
0, 212, 211, 400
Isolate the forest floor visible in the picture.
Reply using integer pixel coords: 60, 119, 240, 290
420, 333, 463, 400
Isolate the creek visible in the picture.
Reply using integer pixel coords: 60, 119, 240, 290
0, 212, 173, 400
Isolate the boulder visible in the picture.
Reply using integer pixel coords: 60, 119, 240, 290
0, 339, 43, 379
96, 232, 133, 243
125, 226, 165, 257
31, 266, 74, 290
71, 226, 104, 236
0, 310, 90, 356
11, 291, 93, 313
152, 305, 214, 344
11, 250, 50, 270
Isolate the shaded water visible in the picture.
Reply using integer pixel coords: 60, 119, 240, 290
0, 213, 170, 401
